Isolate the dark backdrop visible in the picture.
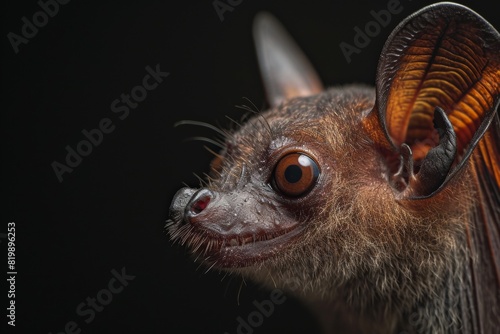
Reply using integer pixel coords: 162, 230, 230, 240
2, 1, 498, 333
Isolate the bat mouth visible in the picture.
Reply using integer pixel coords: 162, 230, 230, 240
168, 187, 306, 268
167, 220, 304, 268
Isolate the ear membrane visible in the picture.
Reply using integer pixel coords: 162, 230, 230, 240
364, 2, 500, 198
253, 12, 324, 107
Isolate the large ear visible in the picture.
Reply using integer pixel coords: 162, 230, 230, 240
253, 12, 324, 107
363, 2, 500, 199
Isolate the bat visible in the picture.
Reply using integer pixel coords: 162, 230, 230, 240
167, 2, 500, 333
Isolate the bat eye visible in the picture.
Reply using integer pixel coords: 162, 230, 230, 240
273, 153, 319, 197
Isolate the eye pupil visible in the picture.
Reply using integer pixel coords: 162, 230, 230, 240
284, 165, 302, 183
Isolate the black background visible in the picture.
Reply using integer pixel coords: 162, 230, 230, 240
2, 0, 498, 333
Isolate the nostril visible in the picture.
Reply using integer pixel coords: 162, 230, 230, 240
191, 195, 210, 214
188, 189, 213, 216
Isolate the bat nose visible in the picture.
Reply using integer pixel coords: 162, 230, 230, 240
185, 188, 214, 221
169, 187, 214, 225
169, 187, 197, 220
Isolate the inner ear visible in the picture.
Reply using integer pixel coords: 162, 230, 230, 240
253, 12, 324, 107
364, 2, 500, 198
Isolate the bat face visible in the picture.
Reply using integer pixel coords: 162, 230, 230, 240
169, 86, 381, 268
168, 2, 500, 333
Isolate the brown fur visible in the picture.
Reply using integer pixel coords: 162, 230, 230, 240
208, 86, 476, 333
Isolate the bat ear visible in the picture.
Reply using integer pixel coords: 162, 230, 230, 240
364, 2, 500, 199
253, 12, 324, 107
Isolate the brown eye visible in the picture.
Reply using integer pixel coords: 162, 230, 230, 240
273, 153, 319, 197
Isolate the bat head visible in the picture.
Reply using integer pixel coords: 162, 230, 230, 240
168, 2, 500, 313
169, 83, 377, 267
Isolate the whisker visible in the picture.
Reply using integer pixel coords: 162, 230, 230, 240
193, 172, 208, 187
183, 136, 225, 149
238, 163, 247, 185
204, 145, 224, 159
242, 96, 263, 113
175, 120, 228, 138
225, 115, 243, 129
257, 114, 273, 139
204, 261, 217, 274
235, 104, 273, 140
237, 279, 245, 305
235, 105, 256, 122
203, 173, 214, 187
